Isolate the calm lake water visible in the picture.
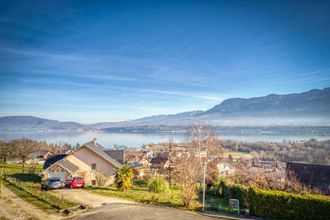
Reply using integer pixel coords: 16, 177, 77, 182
1, 130, 330, 148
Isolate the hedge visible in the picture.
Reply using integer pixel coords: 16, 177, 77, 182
249, 188, 330, 220
217, 180, 330, 220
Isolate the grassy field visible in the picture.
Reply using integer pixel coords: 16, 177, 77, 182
85, 185, 200, 209
0, 163, 78, 211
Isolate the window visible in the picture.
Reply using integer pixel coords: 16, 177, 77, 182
91, 163, 96, 170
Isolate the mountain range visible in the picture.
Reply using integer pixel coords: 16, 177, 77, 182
1, 87, 330, 132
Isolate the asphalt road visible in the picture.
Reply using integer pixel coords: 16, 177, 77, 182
69, 203, 224, 220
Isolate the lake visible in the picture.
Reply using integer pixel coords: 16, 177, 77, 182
1, 130, 330, 148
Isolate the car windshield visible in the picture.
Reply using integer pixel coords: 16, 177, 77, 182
49, 178, 61, 182
75, 178, 83, 181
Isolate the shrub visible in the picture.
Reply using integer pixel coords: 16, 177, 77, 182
148, 176, 169, 193
217, 179, 248, 207
133, 179, 147, 187
248, 188, 330, 220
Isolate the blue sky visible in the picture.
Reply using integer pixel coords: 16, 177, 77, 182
1, 0, 330, 123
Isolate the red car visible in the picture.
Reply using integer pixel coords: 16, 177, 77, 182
65, 177, 85, 188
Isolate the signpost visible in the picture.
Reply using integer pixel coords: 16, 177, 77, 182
229, 199, 240, 215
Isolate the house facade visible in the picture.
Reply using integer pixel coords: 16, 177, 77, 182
41, 139, 122, 186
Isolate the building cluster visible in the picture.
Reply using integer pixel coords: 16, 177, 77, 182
25, 139, 330, 194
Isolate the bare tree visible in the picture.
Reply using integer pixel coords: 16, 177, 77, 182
11, 139, 39, 172
0, 140, 12, 163
174, 124, 223, 207
230, 168, 317, 193
165, 138, 174, 186
175, 146, 201, 207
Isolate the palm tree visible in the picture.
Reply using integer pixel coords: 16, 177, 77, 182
115, 165, 134, 191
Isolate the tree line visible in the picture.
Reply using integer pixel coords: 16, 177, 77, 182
0, 139, 74, 171
221, 138, 330, 165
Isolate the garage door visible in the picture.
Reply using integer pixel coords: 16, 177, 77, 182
48, 171, 66, 182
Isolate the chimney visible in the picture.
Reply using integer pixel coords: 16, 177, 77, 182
92, 138, 96, 145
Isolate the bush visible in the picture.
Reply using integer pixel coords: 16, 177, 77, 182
248, 188, 330, 220
133, 179, 147, 187
217, 179, 247, 208
148, 176, 169, 193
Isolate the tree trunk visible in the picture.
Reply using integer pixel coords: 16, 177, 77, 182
22, 159, 25, 173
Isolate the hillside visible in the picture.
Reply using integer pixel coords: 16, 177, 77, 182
205, 88, 330, 117
0, 116, 88, 132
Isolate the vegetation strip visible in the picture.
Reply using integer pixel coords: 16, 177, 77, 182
85, 186, 197, 209
4, 177, 78, 210
0, 163, 79, 212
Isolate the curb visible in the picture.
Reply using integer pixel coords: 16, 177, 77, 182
199, 212, 254, 220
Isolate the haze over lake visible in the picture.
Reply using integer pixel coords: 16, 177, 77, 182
1, 130, 329, 148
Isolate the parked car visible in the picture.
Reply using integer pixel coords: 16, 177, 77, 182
65, 177, 85, 188
41, 178, 64, 190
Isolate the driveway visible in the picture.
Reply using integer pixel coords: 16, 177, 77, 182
51, 188, 134, 208
68, 203, 223, 220
52, 189, 226, 220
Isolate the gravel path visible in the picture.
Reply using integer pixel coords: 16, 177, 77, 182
50, 188, 134, 208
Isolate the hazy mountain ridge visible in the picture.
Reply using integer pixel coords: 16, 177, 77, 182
205, 88, 330, 116
1, 88, 330, 131
0, 116, 88, 132
124, 87, 330, 127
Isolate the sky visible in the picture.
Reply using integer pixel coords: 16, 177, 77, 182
0, 0, 330, 123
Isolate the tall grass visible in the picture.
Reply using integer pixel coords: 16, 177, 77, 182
148, 176, 169, 193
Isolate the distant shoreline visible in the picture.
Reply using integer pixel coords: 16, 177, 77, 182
1, 126, 330, 148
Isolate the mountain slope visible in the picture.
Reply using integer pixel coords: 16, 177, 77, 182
119, 87, 330, 126
0, 116, 88, 131
1, 88, 330, 131
205, 88, 330, 117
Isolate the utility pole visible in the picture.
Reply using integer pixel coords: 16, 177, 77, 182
167, 138, 173, 187
202, 160, 206, 211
